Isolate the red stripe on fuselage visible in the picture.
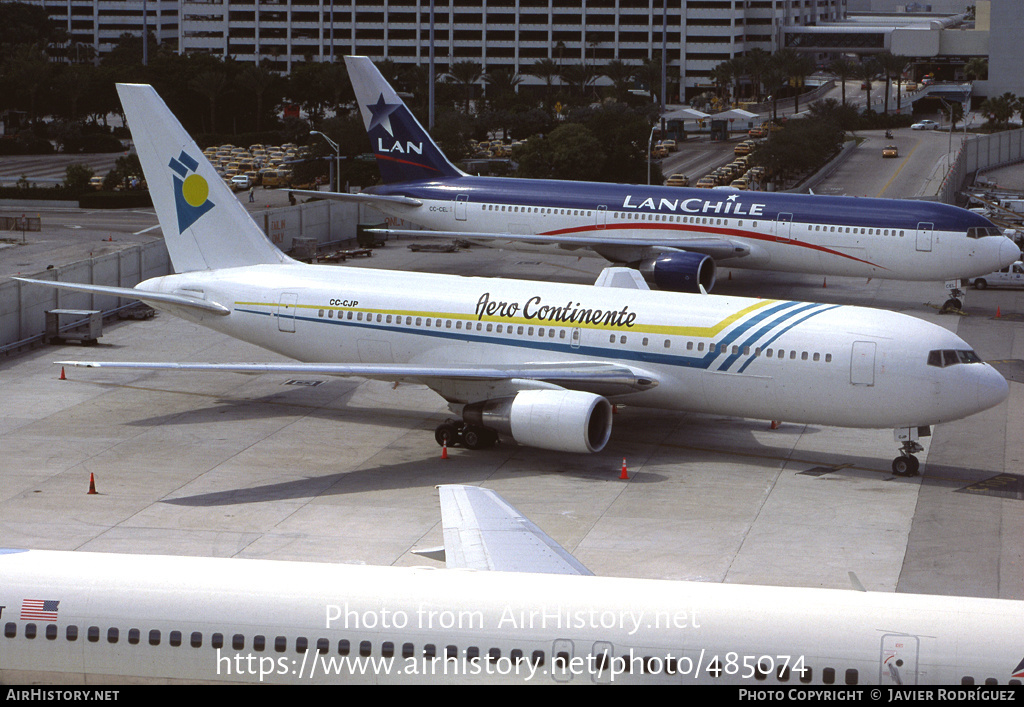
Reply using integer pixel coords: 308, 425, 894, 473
375, 152, 445, 173
541, 222, 888, 270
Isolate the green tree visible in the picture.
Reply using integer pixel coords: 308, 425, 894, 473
513, 123, 606, 180
963, 58, 988, 81
63, 163, 94, 193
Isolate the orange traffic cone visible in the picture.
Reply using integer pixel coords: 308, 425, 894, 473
770, 420, 780, 430
996, 306, 1001, 318
87, 473, 97, 495
822, 277, 827, 288
59, 366, 66, 381
620, 458, 629, 480
441, 441, 448, 460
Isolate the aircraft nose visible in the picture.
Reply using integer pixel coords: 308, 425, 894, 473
999, 237, 1021, 268
977, 365, 1009, 413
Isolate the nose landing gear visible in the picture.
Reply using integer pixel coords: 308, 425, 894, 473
892, 426, 929, 477
940, 280, 965, 314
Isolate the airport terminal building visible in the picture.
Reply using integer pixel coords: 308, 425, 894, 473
35, 0, 1022, 101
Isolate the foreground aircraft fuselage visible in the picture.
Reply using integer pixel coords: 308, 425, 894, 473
18, 82, 1009, 474
337, 56, 1018, 296
2, 545, 1022, 684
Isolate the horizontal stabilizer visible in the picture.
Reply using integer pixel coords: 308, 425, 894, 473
15, 278, 230, 316
287, 190, 422, 208
437, 485, 592, 575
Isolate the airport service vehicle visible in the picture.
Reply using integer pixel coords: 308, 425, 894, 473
298, 57, 1019, 312
970, 261, 1024, 289
1, 485, 1022, 685
16, 83, 1010, 474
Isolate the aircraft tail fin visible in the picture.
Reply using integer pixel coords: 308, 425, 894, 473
116, 83, 293, 273
345, 56, 465, 184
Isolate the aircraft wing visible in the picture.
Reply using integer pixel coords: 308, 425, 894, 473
56, 360, 659, 396
368, 228, 751, 260
433, 485, 592, 575
287, 190, 422, 208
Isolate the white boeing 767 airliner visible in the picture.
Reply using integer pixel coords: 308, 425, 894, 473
1, 485, 1022, 684
16, 83, 1008, 474
297, 57, 1019, 310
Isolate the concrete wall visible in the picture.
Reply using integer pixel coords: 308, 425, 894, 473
940, 128, 1024, 204
1, 241, 171, 354
259, 199, 367, 251
1, 198, 373, 353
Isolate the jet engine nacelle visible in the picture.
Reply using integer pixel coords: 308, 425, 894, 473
463, 389, 613, 453
634, 251, 717, 293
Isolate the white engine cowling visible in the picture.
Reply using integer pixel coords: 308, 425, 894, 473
462, 389, 613, 453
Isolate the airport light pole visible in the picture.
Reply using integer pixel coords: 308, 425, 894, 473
309, 131, 341, 193
647, 126, 655, 185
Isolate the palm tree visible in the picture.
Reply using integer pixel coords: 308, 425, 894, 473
855, 59, 879, 112
710, 61, 733, 102
447, 60, 484, 114
963, 57, 988, 82
602, 59, 635, 102
743, 48, 772, 103
528, 58, 561, 108
559, 62, 598, 101
828, 57, 855, 107
189, 69, 228, 133
237, 64, 275, 132
484, 68, 523, 112
875, 52, 909, 115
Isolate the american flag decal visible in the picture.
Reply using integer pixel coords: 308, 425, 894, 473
20, 599, 59, 621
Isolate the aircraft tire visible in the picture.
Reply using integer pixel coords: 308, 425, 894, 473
435, 422, 461, 447
892, 455, 919, 477
462, 426, 497, 450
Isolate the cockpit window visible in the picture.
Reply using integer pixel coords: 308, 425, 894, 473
966, 226, 1004, 239
928, 349, 983, 367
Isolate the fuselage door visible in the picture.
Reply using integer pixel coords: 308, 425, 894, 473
596, 204, 608, 229
851, 340, 876, 386
455, 194, 468, 221
916, 222, 934, 252
277, 292, 298, 333
570, 327, 582, 349
591, 641, 615, 684
879, 634, 919, 685
552, 639, 576, 683
776, 212, 793, 242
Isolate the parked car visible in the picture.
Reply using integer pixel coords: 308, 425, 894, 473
882, 144, 899, 158
230, 174, 252, 191
970, 261, 1024, 289
911, 120, 939, 130
665, 174, 689, 187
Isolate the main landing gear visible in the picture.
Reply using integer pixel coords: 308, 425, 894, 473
435, 418, 499, 450
892, 426, 929, 477
940, 279, 966, 314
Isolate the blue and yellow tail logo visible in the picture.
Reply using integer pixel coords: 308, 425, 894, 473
168, 151, 214, 233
